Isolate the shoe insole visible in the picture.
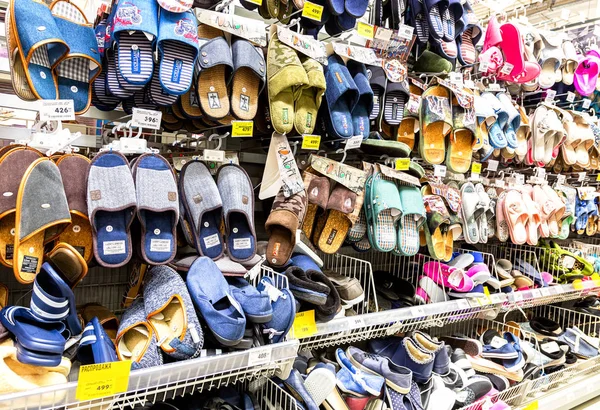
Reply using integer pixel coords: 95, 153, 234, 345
0, 213, 15, 267
371, 209, 396, 252
422, 122, 446, 164
159, 40, 196, 94
448, 129, 473, 173
95, 210, 130, 267
149, 298, 184, 351
232, 67, 260, 120
198, 209, 223, 259
266, 225, 293, 267
141, 209, 175, 264
117, 32, 153, 84
56, 214, 93, 263
227, 212, 255, 261
317, 210, 351, 254
119, 326, 150, 362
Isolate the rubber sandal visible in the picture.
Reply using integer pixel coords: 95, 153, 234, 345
366, 173, 402, 252
423, 261, 474, 293
45, 243, 88, 290
574, 56, 599, 96
323, 54, 358, 138
5, 6, 35, 101
419, 85, 452, 165
461, 182, 485, 244
446, 96, 475, 173
116, 298, 162, 369
316, 185, 356, 254
295, 57, 325, 134
77, 317, 118, 365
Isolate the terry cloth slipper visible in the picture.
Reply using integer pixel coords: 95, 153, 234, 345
50, 0, 102, 114
316, 185, 357, 254
148, 63, 179, 106
267, 33, 308, 134
179, 161, 224, 260
397, 186, 426, 256
368, 66, 387, 120
116, 298, 162, 369
80, 303, 119, 342
14, 158, 71, 284
55, 154, 93, 263
231, 38, 266, 120
295, 57, 326, 135
132, 154, 179, 265
419, 85, 452, 165
0, 147, 44, 268
144, 265, 204, 359
366, 173, 402, 252
347, 61, 373, 139
77, 317, 117, 365
265, 188, 307, 268
302, 176, 330, 240
216, 164, 257, 263
11, 0, 68, 100
187, 257, 246, 346
31, 262, 82, 337
5, 6, 35, 101
87, 151, 137, 268
157, 10, 198, 95
228, 277, 272, 323
383, 81, 408, 126
285, 265, 330, 305
0, 307, 65, 366
105, 48, 135, 99
323, 55, 358, 139
197, 25, 233, 120
256, 275, 295, 343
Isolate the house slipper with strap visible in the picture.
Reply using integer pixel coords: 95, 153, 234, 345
87, 151, 137, 268
396, 186, 426, 257
231, 38, 266, 120
295, 57, 326, 135
504, 190, 529, 245
116, 298, 162, 369
77, 317, 118, 365
14, 158, 71, 284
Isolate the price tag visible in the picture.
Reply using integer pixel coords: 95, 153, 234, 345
434, 165, 447, 178
301, 1, 324, 21
40, 100, 75, 121
545, 90, 556, 103
464, 79, 475, 89
540, 288, 552, 297
471, 162, 482, 174
132, 108, 162, 130
395, 158, 410, 171
397, 24, 414, 40
490, 335, 508, 348
491, 293, 504, 303
488, 83, 501, 91
550, 285, 561, 295
76, 361, 131, 401
560, 8, 570, 20
231, 121, 253, 137
530, 289, 541, 298
410, 306, 425, 317
500, 62, 514, 75
203, 149, 225, 162
512, 292, 524, 302
301, 135, 321, 150
578, 172, 587, 182
356, 22, 375, 39
456, 299, 470, 310
557, 174, 566, 185
583, 99, 592, 109
515, 173, 525, 185
567, 91, 576, 103
292, 310, 317, 338
487, 160, 499, 172
348, 316, 365, 328
479, 61, 489, 73
496, 179, 505, 188
247, 346, 272, 366
345, 135, 363, 151
596, 173, 600, 182
449, 72, 463, 87
374, 27, 393, 41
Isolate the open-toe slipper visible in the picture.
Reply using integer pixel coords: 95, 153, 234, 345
316, 185, 356, 254
461, 182, 485, 244
396, 186, 425, 257
266, 189, 307, 267
419, 85, 452, 164
324, 54, 358, 138
424, 0, 445, 40
447, 97, 476, 173
383, 80, 408, 126
481, 93, 508, 149
231, 38, 266, 120
105, 48, 135, 99
5, 6, 36, 101
366, 173, 401, 252
302, 176, 330, 240
422, 194, 451, 260
368, 66, 387, 120
347, 61, 373, 139
148, 63, 179, 106
504, 190, 529, 245
295, 57, 325, 135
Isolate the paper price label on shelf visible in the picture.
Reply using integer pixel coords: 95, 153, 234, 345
434, 165, 447, 178
486, 160, 499, 172
302, 1, 324, 21
583, 98, 592, 109
395, 158, 410, 171
456, 299, 470, 310
522, 400, 538, 410
491, 293, 504, 303
132, 108, 162, 130
356, 22, 375, 39
550, 285, 561, 295
40, 100, 75, 121
247, 346, 272, 367
515, 173, 525, 185
540, 288, 552, 297
471, 162, 482, 174
530, 289, 541, 298
292, 310, 317, 338
578, 172, 586, 182
203, 149, 225, 163
345, 135, 363, 151
545, 89, 557, 103
410, 306, 425, 318
302, 135, 321, 150
231, 121, 253, 137
567, 91, 576, 103
348, 316, 365, 328
464, 79, 475, 89
76, 361, 131, 401
512, 292, 524, 302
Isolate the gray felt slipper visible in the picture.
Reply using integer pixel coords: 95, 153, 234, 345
116, 298, 163, 369
131, 153, 179, 265
14, 158, 71, 284
216, 164, 256, 263
87, 151, 137, 268
179, 161, 224, 260
144, 265, 204, 360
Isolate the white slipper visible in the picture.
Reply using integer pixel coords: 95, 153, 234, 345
305, 365, 337, 406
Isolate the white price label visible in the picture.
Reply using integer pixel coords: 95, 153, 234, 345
487, 160, 499, 172
434, 165, 447, 178
578, 172, 587, 182
530, 289, 541, 298
583, 99, 592, 109
40, 100, 75, 121
557, 175, 566, 185
348, 316, 365, 328
491, 294, 504, 303
132, 108, 162, 130
203, 149, 225, 162
567, 91, 576, 102
551, 285, 562, 295
496, 179, 505, 188
464, 80, 475, 89
545, 90, 556, 103
500, 62, 514, 75
488, 83, 501, 91
397, 24, 414, 40
449, 72, 463, 87
512, 292, 524, 302
345, 135, 363, 151
540, 288, 551, 297
456, 299, 470, 310
515, 174, 525, 185
247, 347, 272, 366
410, 306, 425, 317
479, 61, 489, 73
374, 27, 393, 41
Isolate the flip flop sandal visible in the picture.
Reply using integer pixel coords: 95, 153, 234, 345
11, 0, 69, 100
5, 6, 35, 101
46, 242, 88, 288
87, 151, 137, 268
447, 98, 476, 174
316, 185, 356, 254
116, 298, 162, 369
197, 25, 233, 120
424, 0, 445, 40
419, 85, 452, 165
77, 317, 118, 365
295, 57, 326, 135
14, 158, 71, 283
144, 265, 204, 359
422, 194, 451, 260
367, 66, 386, 120
231, 38, 266, 121
366, 173, 401, 252
383, 81, 408, 126
92, 71, 121, 111
396, 186, 425, 257
105, 48, 135, 98
301, 176, 331, 241
0, 147, 44, 268
323, 54, 358, 138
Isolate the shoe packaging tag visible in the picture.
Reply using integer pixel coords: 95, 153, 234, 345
407, 94, 421, 114
310, 155, 367, 194
103, 240, 126, 255
500, 62, 514, 75
490, 336, 508, 349
189, 323, 201, 344
132, 108, 162, 130
203, 233, 221, 249
271, 133, 304, 198
150, 239, 171, 253
434, 165, 446, 177
203, 149, 225, 162
275, 26, 327, 65
583, 98, 592, 109
233, 238, 252, 250
263, 281, 284, 303
541, 341, 560, 353
197, 9, 266, 46
545, 89, 556, 104
332, 42, 382, 67
567, 92, 576, 103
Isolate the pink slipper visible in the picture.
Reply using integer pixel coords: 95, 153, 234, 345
498, 23, 525, 78
482, 15, 502, 52
574, 56, 600, 96
503, 190, 528, 245
423, 261, 474, 292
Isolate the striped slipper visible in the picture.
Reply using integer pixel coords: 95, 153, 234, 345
105, 48, 135, 99
77, 317, 118, 365
368, 66, 387, 120
133, 86, 158, 110
148, 64, 179, 106
442, 0, 464, 42
383, 81, 408, 126
92, 70, 120, 111
157, 10, 199, 96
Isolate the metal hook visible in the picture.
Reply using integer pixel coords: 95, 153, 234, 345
208, 132, 229, 150
290, 141, 300, 156
335, 148, 347, 164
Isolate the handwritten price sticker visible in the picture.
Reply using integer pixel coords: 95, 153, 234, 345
292, 310, 317, 338
302, 1, 324, 21
302, 135, 321, 150
40, 100, 75, 121
76, 361, 131, 401
231, 121, 253, 137
132, 108, 162, 130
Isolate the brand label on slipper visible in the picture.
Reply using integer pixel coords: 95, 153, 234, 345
103, 240, 126, 255
150, 239, 171, 252
132, 108, 162, 130
332, 42, 381, 67
204, 233, 221, 248
301, 1, 323, 21
5, 245, 13, 260
233, 238, 252, 250
292, 310, 317, 338
76, 361, 131, 401
197, 9, 266, 46
40, 100, 75, 121
276, 26, 327, 65
232, 121, 253, 137
21, 255, 38, 273
490, 336, 507, 349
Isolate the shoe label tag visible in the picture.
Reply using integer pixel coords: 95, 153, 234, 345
189, 323, 201, 344
561, 256, 575, 269
5, 244, 13, 260
233, 238, 252, 250
150, 239, 171, 252
567, 92, 576, 103
171, 59, 183, 83
541, 341, 560, 353
131, 48, 141, 74
275, 26, 328, 65
208, 92, 221, 109
301, 1, 324, 21
103, 240, 126, 255
407, 94, 421, 114
326, 229, 338, 245
240, 94, 250, 112
21, 255, 38, 274
203, 233, 221, 248
247, 346, 272, 367
490, 336, 508, 349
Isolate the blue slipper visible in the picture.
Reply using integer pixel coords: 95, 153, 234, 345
0, 306, 66, 366
148, 64, 179, 106
345, 0, 368, 18
442, 0, 464, 42
186, 257, 246, 346
324, 55, 359, 139
87, 151, 137, 268
481, 93, 509, 149
228, 277, 273, 323
347, 61, 373, 139
105, 48, 135, 98
424, 0, 446, 40
92, 71, 121, 111
77, 317, 118, 365
326, 0, 344, 16
257, 275, 296, 343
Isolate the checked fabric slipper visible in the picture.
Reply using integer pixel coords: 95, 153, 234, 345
231, 38, 266, 120
132, 154, 179, 265
315, 185, 357, 254
157, 10, 199, 95
347, 61, 373, 139
87, 151, 137, 268
366, 173, 402, 252
295, 57, 326, 135
14, 158, 71, 283
323, 55, 358, 139
396, 186, 426, 257
50, 0, 102, 114
179, 160, 224, 260
77, 317, 117, 365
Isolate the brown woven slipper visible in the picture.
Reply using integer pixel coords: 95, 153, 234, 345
316, 185, 356, 254
231, 38, 266, 120
180, 82, 203, 119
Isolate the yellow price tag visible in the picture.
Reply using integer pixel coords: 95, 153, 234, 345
302, 135, 321, 150
471, 162, 482, 174
596, 173, 600, 182
302, 1, 324, 21
523, 401, 538, 410
76, 361, 131, 401
292, 310, 317, 338
231, 121, 253, 137
356, 22, 375, 39
483, 286, 492, 302
247, 0, 262, 5
395, 158, 410, 171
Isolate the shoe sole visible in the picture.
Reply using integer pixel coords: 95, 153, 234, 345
246, 313, 273, 324
442, 337, 482, 356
